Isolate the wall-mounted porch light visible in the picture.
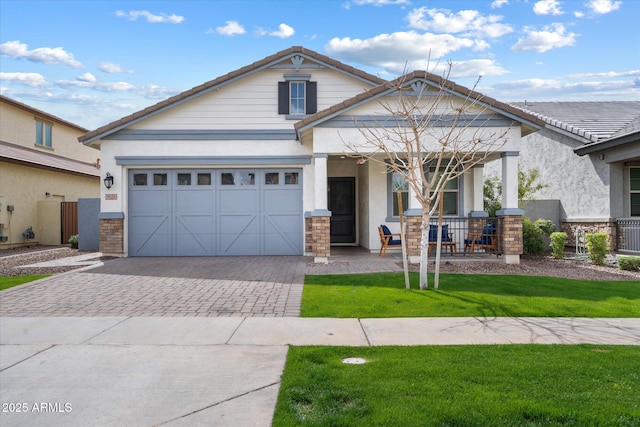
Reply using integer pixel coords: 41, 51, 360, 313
104, 172, 114, 190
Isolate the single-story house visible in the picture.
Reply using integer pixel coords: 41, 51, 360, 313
0, 95, 101, 249
79, 46, 544, 263
504, 101, 640, 253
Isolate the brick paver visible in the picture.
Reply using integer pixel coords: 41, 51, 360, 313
0, 252, 406, 317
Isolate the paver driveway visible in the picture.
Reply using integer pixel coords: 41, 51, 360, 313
0, 256, 306, 317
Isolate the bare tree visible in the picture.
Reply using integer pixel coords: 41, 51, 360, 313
345, 67, 512, 289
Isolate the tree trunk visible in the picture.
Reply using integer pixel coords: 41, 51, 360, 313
419, 210, 431, 290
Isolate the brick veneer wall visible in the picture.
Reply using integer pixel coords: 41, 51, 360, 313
405, 215, 423, 258
499, 215, 523, 256
99, 218, 124, 255
305, 216, 331, 258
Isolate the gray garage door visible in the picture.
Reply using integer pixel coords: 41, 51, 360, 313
128, 169, 303, 256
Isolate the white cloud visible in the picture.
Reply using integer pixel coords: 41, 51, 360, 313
99, 62, 133, 74
490, 69, 640, 100
533, 0, 563, 16
115, 10, 184, 24
77, 73, 96, 83
214, 20, 246, 36
511, 23, 577, 53
269, 23, 295, 38
491, 0, 509, 8
585, 0, 621, 14
0, 40, 82, 68
406, 7, 513, 39
327, 31, 478, 67
0, 72, 48, 87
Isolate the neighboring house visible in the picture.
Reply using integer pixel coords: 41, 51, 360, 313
0, 95, 100, 249
79, 46, 543, 263
505, 102, 640, 253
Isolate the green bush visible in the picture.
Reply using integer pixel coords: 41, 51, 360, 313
523, 218, 545, 255
550, 232, 567, 259
618, 256, 640, 272
535, 219, 556, 236
68, 234, 78, 249
586, 233, 608, 266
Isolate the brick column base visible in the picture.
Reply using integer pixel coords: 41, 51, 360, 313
405, 214, 423, 263
498, 214, 523, 264
99, 218, 124, 256
305, 215, 331, 263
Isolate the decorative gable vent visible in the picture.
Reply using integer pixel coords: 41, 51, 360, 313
411, 81, 427, 97
291, 55, 304, 71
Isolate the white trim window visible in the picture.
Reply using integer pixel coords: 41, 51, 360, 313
35, 119, 53, 148
428, 167, 459, 216
631, 167, 640, 216
289, 81, 305, 115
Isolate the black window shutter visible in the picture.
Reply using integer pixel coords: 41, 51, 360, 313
306, 81, 317, 114
278, 82, 289, 115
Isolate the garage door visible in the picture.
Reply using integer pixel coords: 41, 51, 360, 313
128, 169, 303, 256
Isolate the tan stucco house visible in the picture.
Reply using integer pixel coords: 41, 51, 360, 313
0, 95, 100, 249
79, 46, 544, 263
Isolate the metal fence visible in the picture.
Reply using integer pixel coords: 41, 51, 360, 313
616, 218, 640, 254
426, 217, 498, 256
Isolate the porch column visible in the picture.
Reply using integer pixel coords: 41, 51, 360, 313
497, 152, 523, 264
305, 153, 331, 263
469, 165, 487, 217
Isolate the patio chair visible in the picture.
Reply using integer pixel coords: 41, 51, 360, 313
464, 223, 498, 257
428, 224, 457, 254
378, 225, 402, 257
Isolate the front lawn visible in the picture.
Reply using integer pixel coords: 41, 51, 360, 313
273, 345, 640, 426
302, 273, 640, 318
0, 275, 49, 291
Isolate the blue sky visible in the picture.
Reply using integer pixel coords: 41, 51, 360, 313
1, 0, 638, 130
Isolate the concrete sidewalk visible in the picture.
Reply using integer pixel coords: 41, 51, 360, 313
1, 316, 638, 426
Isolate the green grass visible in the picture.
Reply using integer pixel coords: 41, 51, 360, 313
302, 273, 640, 318
0, 275, 49, 291
273, 345, 640, 426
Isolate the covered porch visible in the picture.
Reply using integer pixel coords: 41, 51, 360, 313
305, 153, 523, 264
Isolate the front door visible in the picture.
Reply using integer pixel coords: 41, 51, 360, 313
328, 177, 356, 244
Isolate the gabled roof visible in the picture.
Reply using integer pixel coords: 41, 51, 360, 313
0, 140, 100, 177
510, 101, 640, 144
0, 95, 89, 133
295, 70, 546, 135
79, 46, 387, 145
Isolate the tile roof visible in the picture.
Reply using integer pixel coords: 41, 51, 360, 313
510, 101, 640, 143
0, 140, 100, 177
295, 70, 546, 133
79, 46, 387, 145
0, 95, 89, 133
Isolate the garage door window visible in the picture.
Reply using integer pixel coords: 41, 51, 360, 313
133, 174, 147, 186
285, 172, 299, 184
239, 172, 255, 186
266, 173, 279, 185
177, 173, 191, 185
154, 174, 167, 186
198, 173, 211, 185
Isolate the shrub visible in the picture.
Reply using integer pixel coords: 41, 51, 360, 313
550, 232, 567, 259
586, 233, 608, 266
69, 234, 79, 249
523, 218, 545, 255
618, 256, 640, 272
535, 219, 556, 236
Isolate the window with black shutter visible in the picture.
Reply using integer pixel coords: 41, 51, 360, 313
278, 75, 317, 117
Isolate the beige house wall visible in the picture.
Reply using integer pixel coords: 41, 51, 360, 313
0, 162, 99, 249
0, 101, 99, 165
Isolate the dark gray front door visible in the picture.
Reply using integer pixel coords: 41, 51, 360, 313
328, 177, 356, 244
128, 169, 302, 256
